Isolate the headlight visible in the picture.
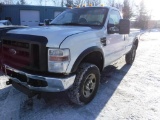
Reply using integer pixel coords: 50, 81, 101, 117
48, 48, 70, 73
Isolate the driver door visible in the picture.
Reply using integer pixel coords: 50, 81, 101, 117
104, 10, 125, 66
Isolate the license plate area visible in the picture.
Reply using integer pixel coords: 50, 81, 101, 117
5, 66, 27, 82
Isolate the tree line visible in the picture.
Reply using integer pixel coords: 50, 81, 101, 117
0, 0, 151, 29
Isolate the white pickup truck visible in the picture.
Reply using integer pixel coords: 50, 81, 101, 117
1, 7, 138, 105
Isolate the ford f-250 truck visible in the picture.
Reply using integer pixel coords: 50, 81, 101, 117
1, 7, 138, 105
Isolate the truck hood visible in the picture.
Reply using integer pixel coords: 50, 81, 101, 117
7, 26, 93, 47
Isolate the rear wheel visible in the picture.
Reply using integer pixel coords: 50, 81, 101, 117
125, 45, 136, 64
68, 63, 100, 105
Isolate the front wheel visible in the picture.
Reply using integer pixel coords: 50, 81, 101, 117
125, 45, 136, 64
68, 63, 100, 105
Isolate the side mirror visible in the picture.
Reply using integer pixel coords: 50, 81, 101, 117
107, 18, 120, 34
44, 19, 50, 25
108, 25, 119, 34
119, 19, 130, 34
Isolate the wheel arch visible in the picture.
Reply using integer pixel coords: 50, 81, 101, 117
71, 46, 104, 73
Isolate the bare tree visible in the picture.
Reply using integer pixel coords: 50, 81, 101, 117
52, 0, 61, 6
105, 0, 114, 6
104, 0, 122, 10
65, 0, 73, 7
92, 0, 101, 6
3, 0, 13, 4
15, 0, 26, 5
86, 0, 101, 6
74, 0, 86, 7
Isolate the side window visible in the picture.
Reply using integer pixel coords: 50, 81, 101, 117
108, 10, 121, 25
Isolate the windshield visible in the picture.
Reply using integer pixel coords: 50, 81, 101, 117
50, 7, 108, 26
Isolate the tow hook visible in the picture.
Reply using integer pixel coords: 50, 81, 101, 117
6, 79, 12, 85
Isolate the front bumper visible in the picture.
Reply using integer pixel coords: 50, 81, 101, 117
2, 64, 76, 92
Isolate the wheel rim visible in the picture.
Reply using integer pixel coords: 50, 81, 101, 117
83, 73, 96, 98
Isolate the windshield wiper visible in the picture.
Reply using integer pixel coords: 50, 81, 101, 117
49, 23, 62, 25
49, 23, 82, 26
50, 22, 92, 26
62, 23, 82, 26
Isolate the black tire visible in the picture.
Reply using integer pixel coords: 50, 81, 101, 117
68, 63, 100, 105
125, 45, 136, 64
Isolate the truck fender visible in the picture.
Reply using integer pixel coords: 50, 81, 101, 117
71, 46, 104, 73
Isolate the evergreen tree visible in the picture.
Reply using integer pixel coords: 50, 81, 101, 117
19, 0, 26, 5
136, 0, 150, 29
16, 1, 20, 5
122, 0, 133, 19
39, 0, 43, 5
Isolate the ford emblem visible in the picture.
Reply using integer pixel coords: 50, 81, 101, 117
9, 49, 17, 55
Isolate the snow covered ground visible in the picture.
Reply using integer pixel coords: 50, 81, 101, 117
0, 30, 160, 120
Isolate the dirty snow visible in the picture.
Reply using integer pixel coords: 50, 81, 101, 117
0, 30, 160, 120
